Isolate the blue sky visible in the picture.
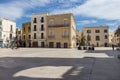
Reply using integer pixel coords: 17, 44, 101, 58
0, 0, 120, 32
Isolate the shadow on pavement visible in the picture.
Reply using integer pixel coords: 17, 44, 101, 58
0, 56, 120, 80
85, 49, 120, 57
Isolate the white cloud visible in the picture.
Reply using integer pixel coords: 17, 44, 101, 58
52, 0, 120, 20
77, 20, 97, 25
106, 21, 120, 32
0, 0, 51, 20
58, 0, 79, 3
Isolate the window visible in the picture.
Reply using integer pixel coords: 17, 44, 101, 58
104, 29, 108, 33
34, 33, 36, 39
97, 42, 99, 47
48, 32, 54, 38
105, 35, 108, 39
9, 34, 12, 39
0, 32, 2, 38
41, 24, 44, 31
23, 27, 25, 32
23, 35, 25, 39
87, 35, 91, 41
0, 27, 2, 31
41, 17, 44, 23
29, 35, 31, 39
96, 36, 100, 41
63, 30, 67, 36
64, 43, 68, 48
63, 30, 68, 38
28, 26, 31, 32
95, 30, 100, 33
50, 20, 54, 27
34, 25, 37, 31
33, 18, 37, 23
41, 33, 44, 39
64, 19, 68, 26
87, 30, 91, 33
10, 25, 13, 32
50, 32, 53, 36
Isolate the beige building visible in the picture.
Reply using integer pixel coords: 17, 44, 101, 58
31, 13, 48, 47
114, 26, 120, 46
83, 26, 109, 47
46, 13, 76, 48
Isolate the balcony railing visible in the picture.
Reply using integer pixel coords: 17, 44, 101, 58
62, 35, 69, 38
48, 35, 55, 38
48, 24, 69, 27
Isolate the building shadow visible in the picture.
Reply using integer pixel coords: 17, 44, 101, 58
0, 57, 120, 80
84, 48, 120, 57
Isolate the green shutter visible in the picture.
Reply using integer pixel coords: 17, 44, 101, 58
0, 41, 3, 47
0, 21, 2, 25
0, 32, 2, 38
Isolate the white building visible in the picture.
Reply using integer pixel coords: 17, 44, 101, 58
0, 18, 16, 47
31, 13, 48, 47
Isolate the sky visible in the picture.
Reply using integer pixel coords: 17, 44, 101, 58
0, 0, 120, 32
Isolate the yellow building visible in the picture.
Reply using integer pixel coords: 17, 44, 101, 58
22, 22, 31, 47
46, 13, 76, 48
83, 26, 109, 47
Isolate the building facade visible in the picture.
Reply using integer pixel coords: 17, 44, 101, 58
83, 26, 109, 47
114, 26, 120, 46
76, 30, 81, 46
0, 18, 16, 47
46, 13, 76, 48
16, 27, 22, 40
22, 22, 31, 47
31, 13, 48, 47
109, 32, 114, 46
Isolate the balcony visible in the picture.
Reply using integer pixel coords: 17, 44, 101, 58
48, 35, 55, 39
62, 35, 69, 38
48, 24, 69, 27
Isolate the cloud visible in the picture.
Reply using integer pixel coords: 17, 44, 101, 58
106, 21, 120, 32
0, 0, 82, 20
0, 0, 51, 20
52, 0, 120, 20
77, 20, 97, 25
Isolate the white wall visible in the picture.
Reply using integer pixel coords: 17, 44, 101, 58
1, 18, 16, 43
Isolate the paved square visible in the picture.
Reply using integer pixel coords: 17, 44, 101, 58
0, 47, 120, 80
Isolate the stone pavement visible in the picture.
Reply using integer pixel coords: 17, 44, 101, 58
0, 47, 120, 80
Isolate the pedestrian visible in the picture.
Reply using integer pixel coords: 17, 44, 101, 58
92, 44, 95, 51
16, 40, 20, 49
112, 44, 115, 51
